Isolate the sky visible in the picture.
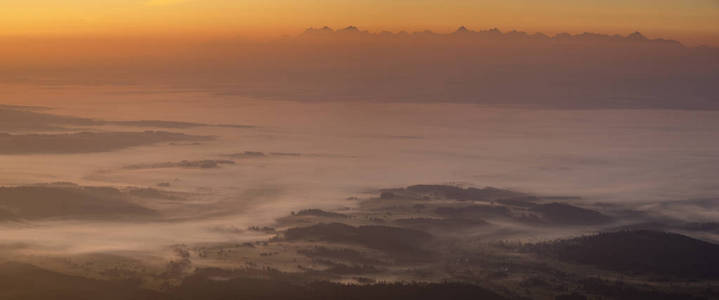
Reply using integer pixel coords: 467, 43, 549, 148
1, 0, 718, 45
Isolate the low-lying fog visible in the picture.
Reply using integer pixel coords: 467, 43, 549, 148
1, 83, 719, 256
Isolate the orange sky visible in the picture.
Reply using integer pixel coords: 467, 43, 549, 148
1, 0, 718, 45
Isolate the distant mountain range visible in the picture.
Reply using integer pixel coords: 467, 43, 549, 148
300, 26, 686, 47
4, 26, 717, 109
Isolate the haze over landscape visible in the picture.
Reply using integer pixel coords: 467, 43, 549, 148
1, 1, 719, 299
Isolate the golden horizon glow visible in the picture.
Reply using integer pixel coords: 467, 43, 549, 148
1, 0, 718, 45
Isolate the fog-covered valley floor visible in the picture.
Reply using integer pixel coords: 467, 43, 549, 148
1, 84, 719, 299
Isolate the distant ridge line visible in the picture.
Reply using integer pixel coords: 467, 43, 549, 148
300, 26, 685, 47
